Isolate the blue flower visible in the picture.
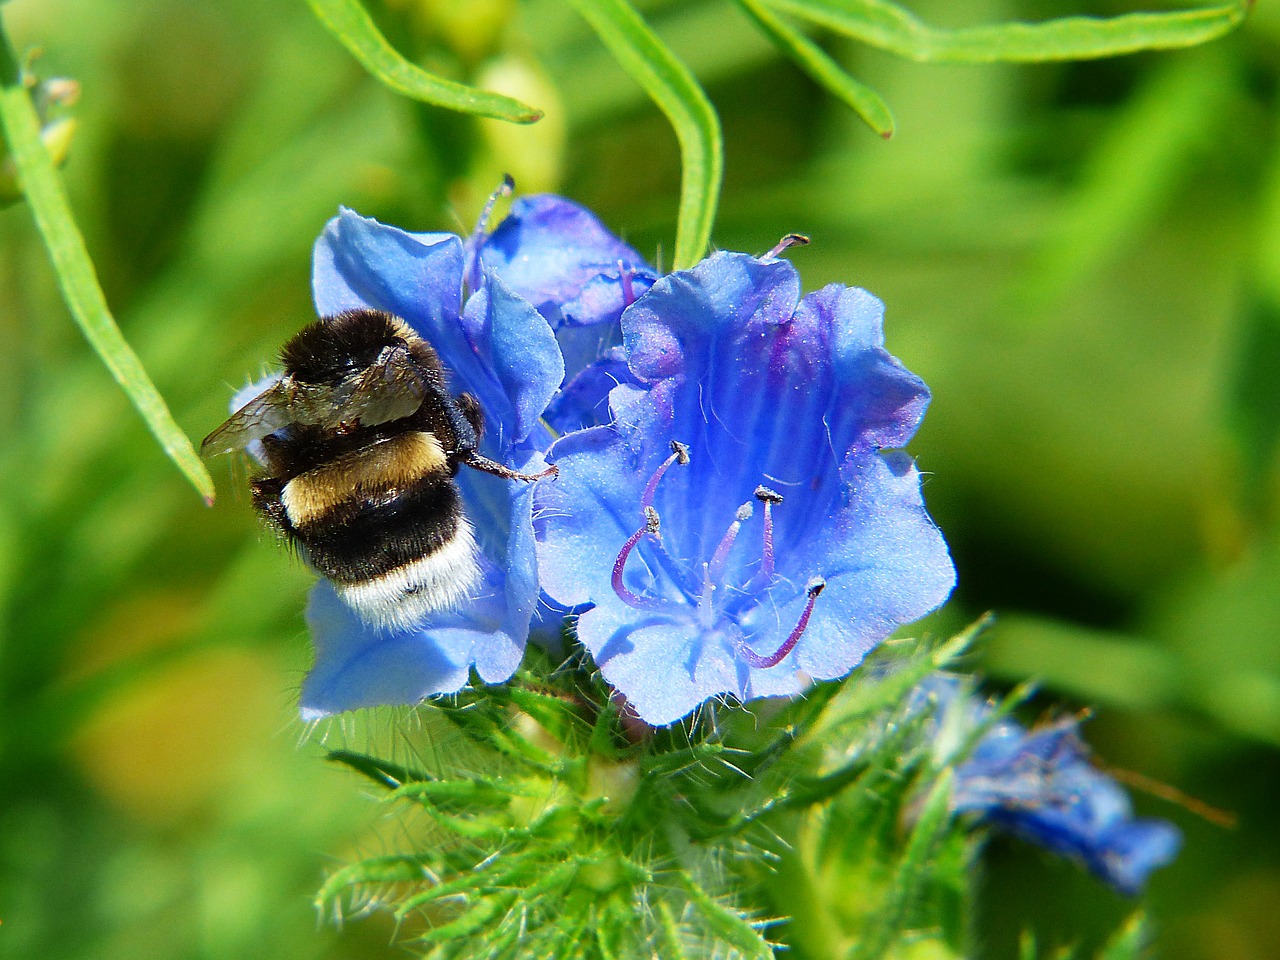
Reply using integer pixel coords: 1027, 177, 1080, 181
535, 251, 956, 726
299, 196, 651, 718
468, 193, 657, 379
917, 674, 1182, 895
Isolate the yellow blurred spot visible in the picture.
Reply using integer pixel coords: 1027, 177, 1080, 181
476, 57, 565, 194
62, 590, 202, 684
422, 0, 515, 62
70, 648, 284, 823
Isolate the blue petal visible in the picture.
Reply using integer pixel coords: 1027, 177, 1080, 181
744, 452, 954, 682
458, 270, 564, 449
537, 389, 951, 724
537, 252, 954, 723
918, 674, 1183, 895
313, 207, 465, 347
307, 209, 565, 713
577, 610, 742, 728
300, 571, 522, 719
1092, 819, 1183, 896
623, 253, 799, 382
477, 194, 656, 332
543, 346, 637, 435
456, 447, 550, 645
535, 385, 666, 611
313, 209, 563, 451
620, 253, 934, 575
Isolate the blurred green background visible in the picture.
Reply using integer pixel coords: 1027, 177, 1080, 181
0, 0, 1277, 957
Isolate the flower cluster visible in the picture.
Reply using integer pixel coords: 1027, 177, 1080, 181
292, 193, 955, 725
915, 674, 1182, 895
299, 194, 655, 718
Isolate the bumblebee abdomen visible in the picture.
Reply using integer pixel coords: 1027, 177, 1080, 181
265, 431, 483, 630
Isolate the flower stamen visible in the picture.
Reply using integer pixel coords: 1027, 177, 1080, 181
641, 440, 690, 511
611, 506, 677, 613
477, 174, 515, 236
709, 501, 753, 585
618, 259, 636, 308
611, 443, 691, 613
750, 485, 784, 587
737, 578, 825, 669
763, 233, 810, 260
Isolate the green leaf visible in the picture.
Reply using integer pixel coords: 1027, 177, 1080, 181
656, 900, 691, 960
416, 890, 518, 942
1098, 913, 1151, 960
804, 617, 989, 746
394, 858, 523, 918
678, 873, 774, 960
765, 0, 1249, 62
326, 749, 423, 789
303, 0, 542, 122
316, 853, 434, 907
568, 0, 722, 269
0, 21, 215, 504
733, 0, 894, 138
849, 767, 955, 960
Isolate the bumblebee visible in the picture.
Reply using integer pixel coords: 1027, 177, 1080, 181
203, 308, 553, 630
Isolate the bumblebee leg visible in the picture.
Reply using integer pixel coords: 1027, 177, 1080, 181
250, 477, 295, 536
461, 451, 557, 483
455, 392, 485, 438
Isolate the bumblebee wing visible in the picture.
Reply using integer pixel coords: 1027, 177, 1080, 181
323, 345, 427, 429
202, 348, 426, 456
200, 380, 297, 457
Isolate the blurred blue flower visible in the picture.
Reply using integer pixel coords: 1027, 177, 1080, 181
299, 196, 649, 718
917, 674, 1182, 895
535, 251, 956, 726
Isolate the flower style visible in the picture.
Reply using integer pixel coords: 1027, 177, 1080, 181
535, 251, 957, 726
917, 675, 1182, 895
299, 196, 653, 718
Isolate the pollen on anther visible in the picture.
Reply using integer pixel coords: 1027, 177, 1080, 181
754, 485, 783, 504
644, 505, 661, 535
671, 440, 691, 465
763, 233, 810, 260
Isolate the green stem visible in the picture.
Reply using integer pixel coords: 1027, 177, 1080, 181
569, 0, 722, 269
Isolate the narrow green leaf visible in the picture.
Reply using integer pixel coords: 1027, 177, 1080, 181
0, 22, 215, 503
804, 617, 988, 746
1098, 914, 1151, 960
416, 890, 518, 942
766, 0, 1249, 63
678, 873, 774, 960
395, 858, 522, 917
389, 778, 517, 807
303, 0, 542, 122
656, 900, 691, 960
316, 853, 434, 907
849, 767, 955, 960
734, 0, 894, 137
568, 0, 722, 269
327, 749, 423, 789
